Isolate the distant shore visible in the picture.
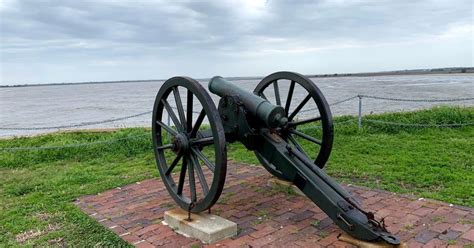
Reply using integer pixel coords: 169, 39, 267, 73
307, 68, 474, 78
1, 67, 472, 88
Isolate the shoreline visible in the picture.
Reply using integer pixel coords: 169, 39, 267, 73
1, 68, 472, 88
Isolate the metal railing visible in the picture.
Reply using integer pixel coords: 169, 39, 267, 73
0, 111, 152, 131
0, 94, 473, 152
1, 95, 473, 131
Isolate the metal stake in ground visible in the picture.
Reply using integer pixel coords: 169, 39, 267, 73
358, 95, 363, 129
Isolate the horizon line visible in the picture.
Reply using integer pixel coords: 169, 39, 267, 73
1, 66, 472, 88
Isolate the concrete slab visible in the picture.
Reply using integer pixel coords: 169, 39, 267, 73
267, 177, 305, 196
164, 208, 237, 244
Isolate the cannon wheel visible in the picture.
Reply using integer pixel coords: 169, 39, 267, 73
152, 77, 227, 213
254, 71, 333, 181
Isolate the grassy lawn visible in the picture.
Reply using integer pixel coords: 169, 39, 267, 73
0, 106, 473, 246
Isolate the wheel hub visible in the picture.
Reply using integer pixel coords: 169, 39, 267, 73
171, 133, 189, 154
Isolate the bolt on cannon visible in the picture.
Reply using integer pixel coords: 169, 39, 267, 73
152, 71, 402, 246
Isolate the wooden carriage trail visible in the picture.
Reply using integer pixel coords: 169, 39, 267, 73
76, 162, 474, 247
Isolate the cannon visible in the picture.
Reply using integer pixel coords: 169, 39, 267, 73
152, 71, 400, 246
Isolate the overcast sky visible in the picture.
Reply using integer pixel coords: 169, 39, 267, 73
0, 0, 472, 85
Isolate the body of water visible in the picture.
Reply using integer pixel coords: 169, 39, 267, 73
1, 74, 473, 138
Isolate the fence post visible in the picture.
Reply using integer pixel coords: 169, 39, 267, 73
358, 95, 362, 129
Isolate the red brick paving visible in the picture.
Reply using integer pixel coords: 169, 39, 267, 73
75, 162, 474, 247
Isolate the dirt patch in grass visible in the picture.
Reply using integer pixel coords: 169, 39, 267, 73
15, 224, 61, 244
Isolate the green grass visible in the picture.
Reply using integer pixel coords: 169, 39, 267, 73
0, 106, 473, 246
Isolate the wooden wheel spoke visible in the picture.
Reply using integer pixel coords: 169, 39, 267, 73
273, 80, 281, 106
289, 116, 322, 127
156, 120, 178, 136
288, 94, 311, 120
162, 99, 183, 131
190, 154, 209, 195
190, 109, 206, 137
288, 135, 310, 158
165, 153, 183, 175
157, 144, 173, 150
173, 87, 187, 130
187, 154, 197, 202
177, 156, 188, 195
289, 129, 322, 145
259, 92, 268, 100
190, 137, 214, 147
191, 147, 215, 172
285, 80, 295, 114
187, 90, 193, 133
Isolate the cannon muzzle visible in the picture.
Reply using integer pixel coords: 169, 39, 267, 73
208, 76, 287, 128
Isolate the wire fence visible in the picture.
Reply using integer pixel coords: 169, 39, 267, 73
0, 134, 150, 152
354, 95, 474, 128
0, 94, 473, 152
362, 119, 474, 127
299, 96, 359, 114
0, 111, 152, 131
358, 95, 474, 102
1, 95, 472, 131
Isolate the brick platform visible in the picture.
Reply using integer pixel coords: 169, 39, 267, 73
75, 162, 474, 247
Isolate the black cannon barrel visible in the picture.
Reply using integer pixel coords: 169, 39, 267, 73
209, 76, 287, 128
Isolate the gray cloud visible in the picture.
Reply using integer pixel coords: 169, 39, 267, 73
1, 0, 472, 84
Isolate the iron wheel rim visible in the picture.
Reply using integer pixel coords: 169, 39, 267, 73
253, 71, 334, 179
152, 76, 227, 213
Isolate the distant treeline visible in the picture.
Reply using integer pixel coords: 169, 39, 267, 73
1, 67, 472, 88
306, 67, 474, 78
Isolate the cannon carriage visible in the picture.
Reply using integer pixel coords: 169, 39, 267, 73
151, 71, 400, 246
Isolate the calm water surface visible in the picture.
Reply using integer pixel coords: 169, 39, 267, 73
1, 74, 473, 137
